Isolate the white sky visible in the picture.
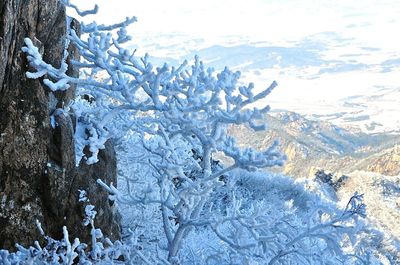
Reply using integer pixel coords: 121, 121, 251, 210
74, 0, 400, 46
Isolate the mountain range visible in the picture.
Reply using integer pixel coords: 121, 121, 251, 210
142, 41, 400, 135
227, 111, 400, 247
228, 111, 400, 178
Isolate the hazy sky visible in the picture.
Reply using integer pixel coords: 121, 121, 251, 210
75, 0, 400, 46
70, 1, 400, 132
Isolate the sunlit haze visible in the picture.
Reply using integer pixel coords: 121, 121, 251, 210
71, 0, 400, 133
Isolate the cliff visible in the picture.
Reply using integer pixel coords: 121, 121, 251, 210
228, 111, 400, 178
0, 0, 120, 249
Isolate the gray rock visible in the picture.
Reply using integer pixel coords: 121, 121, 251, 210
0, 0, 120, 250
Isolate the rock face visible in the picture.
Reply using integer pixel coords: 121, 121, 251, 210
228, 112, 400, 178
0, 0, 120, 250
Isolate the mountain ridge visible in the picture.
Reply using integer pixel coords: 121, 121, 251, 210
228, 111, 400, 178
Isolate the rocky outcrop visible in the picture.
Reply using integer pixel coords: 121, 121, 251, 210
227, 112, 400, 179
0, 0, 120, 250
356, 145, 400, 176
64, 140, 121, 243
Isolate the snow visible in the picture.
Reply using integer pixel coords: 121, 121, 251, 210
72, 0, 400, 134
50, 115, 56, 128
12, 1, 399, 263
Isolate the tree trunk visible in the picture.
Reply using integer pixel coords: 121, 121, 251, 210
0, 0, 120, 250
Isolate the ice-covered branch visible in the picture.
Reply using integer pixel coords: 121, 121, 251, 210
18, 1, 387, 263
61, 0, 98, 17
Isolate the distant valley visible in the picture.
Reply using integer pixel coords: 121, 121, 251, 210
144, 42, 400, 135
139, 33, 400, 247
228, 111, 400, 178
228, 111, 400, 245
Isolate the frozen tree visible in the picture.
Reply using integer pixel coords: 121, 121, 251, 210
18, 1, 395, 264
